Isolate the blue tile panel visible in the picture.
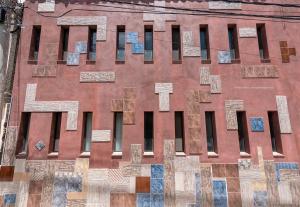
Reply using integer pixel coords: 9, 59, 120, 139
218, 51, 231, 64
132, 43, 144, 54
213, 180, 228, 207
137, 193, 151, 207
195, 173, 201, 207
250, 117, 264, 132
253, 191, 267, 207
275, 162, 299, 181
67, 52, 80, 65
52, 174, 82, 207
4, 194, 16, 205
151, 178, 164, 194
151, 164, 164, 179
75, 41, 87, 54
126, 32, 139, 44
150, 194, 164, 207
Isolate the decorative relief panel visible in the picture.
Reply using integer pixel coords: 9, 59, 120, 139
199, 66, 210, 85
24, 84, 79, 130
218, 51, 231, 64
241, 65, 279, 78
276, 96, 292, 133
80, 72, 115, 83
1, 126, 18, 166
209, 1, 241, 10
239, 28, 257, 38
182, 31, 200, 57
91, 130, 111, 142
280, 41, 296, 63
67, 52, 80, 66
225, 100, 244, 130
155, 83, 173, 112
126, 32, 144, 54
38, 0, 55, 12
210, 75, 222, 94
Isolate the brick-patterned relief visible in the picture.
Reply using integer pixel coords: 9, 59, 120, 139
209, 1, 241, 10
155, 83, 173, 112
280, 41, 296, 63
241, 65, 279, 78
225, 100, 244, 130
276, 96, 292, 134
143, 0, 176, 32
24, 83, 79, 130
239, 28, 257, 38
182, 31, 200, 57
80, 72, 115, 83
38, 0, 55, 12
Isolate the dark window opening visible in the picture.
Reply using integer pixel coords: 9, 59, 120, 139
59, 27, 69, 61
200, 25, 210, 61
268, 111, 283, 154
29, 26, 41, 61
257, 24, 269, 61
172, 26, 181, 62
228, 25, 239, 60
144, 26, 153, 62
116, 26, 125, 61
88, 27, 97, 61
0, 9, 6, 23
113, 112, 123, 152
175, 111, 184, 152
205, 111, 217, 153
144, 112, 154, 152
82, 112, 92, 152
237, 111, 250, 153
18, 112, 31, 153
50, 112, 62, 153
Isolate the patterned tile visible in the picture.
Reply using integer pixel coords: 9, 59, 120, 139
253, 191, 267, 207
275, 162, 299, 181
213, 180, 228, 207
4, 194, 16, 205
250, 118, 264, 132
151, 165, 164, 179
136, 193, 150, 207
151, 179, 164, 194
150, 194, 164, 207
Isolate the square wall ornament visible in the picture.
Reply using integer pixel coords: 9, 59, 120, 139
35, 140, 45, 151
250, 117, 264, 132
67, 52, 80, 65
75, 41, 87, 54
218, 51, 231, 64
127, 32, 139, 44
132, 43, 144, 54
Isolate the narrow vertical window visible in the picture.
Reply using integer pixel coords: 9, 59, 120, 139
50, 112, 62, 153
144, 26, 153, 62
200, 25, 210, 63
228, 24, 239, 61
175, 112, 184, 152
29, 26, 41, 61
172, 26, 181, 62
0, 9, 6, 23
82, 112, 92, 152
237, 111, 250, 153
59, 27, 69, 61
88, 27, 97, 62
257, 24, 269, 61
144, 112, 154, 152
268, 112, 283, 154
18, 112, 31, 153
205, 112, 217, 153
113, 112, 123, 152
116, 26, 125, 61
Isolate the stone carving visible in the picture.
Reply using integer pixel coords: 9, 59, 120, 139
67, 52, 80, 66
35, 140, 46, 151
250, 118, 264, 132
183, 31, 200, 57
155, 83, 173, 111
225, 100, 244, 130
91, 130, 111, 142
209, 1, 241, 10
1, 126, 18, 166
241, 65, 279, 78
143, 0, 176, 32
24, 84, 79, 130
218, 51, 231, 64
57, 16, 107, 41
80, 72, 115, 83
199, 66, 210, 85
131, 144, 142, 164
239, 28, 257, 38
38, 0, 55, 12
210, 75, 222, 94
276, 96, 292, 133
75, 41, 87, 54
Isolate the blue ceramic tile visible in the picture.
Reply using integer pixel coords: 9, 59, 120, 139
132, 43, 144, 54
151, 194, 164, 207
35, 140, 45, 151
137, 193, 150, 207
213, 180, 228, 207
67, 52, 80, 65
151, 179, 164, 194
250, 117, 264, 132
253, 191, 267, 207
218, 51, 231, 64
126, 32, 138, 44
275, 162, 299, 181
213, 196, 228, 207
75, 41, 87, 54
151, 164, 164, 179
4, 194, 16, 205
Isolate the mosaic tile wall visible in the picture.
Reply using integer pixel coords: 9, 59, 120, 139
0, 141, 299, 207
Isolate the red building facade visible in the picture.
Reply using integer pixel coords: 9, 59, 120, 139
1, 0, 300, 206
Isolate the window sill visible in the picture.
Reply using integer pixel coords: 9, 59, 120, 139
144, 60, 154, 64
208, 152, 219, 158
27, 60, 38, 65
86, 60, 96, 65
80, 151, 90, 157
175, 152, 186, 157
172, 60, 182, 64
16, 152, 27, 159
231, 59, 241, 64
201, 59, 211, 64
261, 59, 271, 63
57, 60, 66, 64
112, 151, 122, 157
273, 152, 284, 158
240, 152, 251, 157
48, 152, 59, 157
143, 151, 154, 157
115, 60, 125, 64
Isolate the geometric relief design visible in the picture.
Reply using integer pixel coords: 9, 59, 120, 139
280, 41, 296, 63
155, 83, 173, 112
275, 162, 299, 182
1, 126, 18, 166
250, 117, 264, 132
182, 31, 200, 57
35, 140, 46, 151
143, 0, 176, 32
212, 179, 228, 207
225, 100, 244, 130
4, 194, 16, 205
24, 83, 79, 130
276, 96, 292, 134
